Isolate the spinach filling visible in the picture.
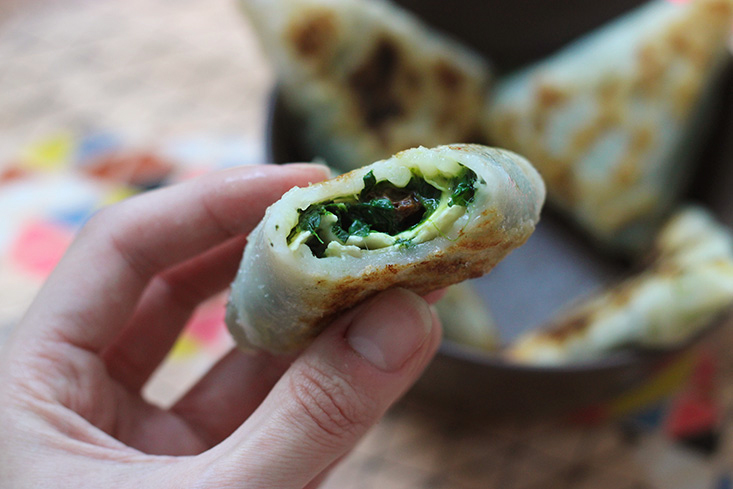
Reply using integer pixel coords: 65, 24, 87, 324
288, 167, 478, 258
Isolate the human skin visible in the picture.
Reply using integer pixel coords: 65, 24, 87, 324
0, 163, 442, 488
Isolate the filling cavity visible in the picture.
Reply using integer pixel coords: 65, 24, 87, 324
288, 165, 478, 258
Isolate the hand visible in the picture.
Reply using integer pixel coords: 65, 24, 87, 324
0, 164, 442, 488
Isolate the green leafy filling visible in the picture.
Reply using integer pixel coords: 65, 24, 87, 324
449, 170, 479, 207
288, 167, 477, 257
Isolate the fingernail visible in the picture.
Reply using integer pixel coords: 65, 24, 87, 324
346, 289, 433, 372
284, 162, 332, 177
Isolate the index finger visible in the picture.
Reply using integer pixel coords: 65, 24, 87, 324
17, 163, 329, 353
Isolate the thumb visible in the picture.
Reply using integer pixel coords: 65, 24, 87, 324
206, 288, 441, 488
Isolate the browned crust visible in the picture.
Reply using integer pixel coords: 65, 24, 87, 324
292, 211, 532, 339
485, 0, 733, 236
544, 313, 593, 342
286, 8, 338, 68
285, 10, 489, 162
347, 37, 406, 133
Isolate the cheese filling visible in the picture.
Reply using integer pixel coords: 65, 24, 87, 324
287, 165, 477, 258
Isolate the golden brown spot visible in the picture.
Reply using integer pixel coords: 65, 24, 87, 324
431, 61, 473, 130
654, 262, 683, 279
287, 10, 337, 63
416, 257, 469, 277
664, 19, 712, 70
528, 82, 567, 136
536, 82, 568, 109
546, 313, 593, 343
434, 60, 465, 93
611, 124, 654, 185
403, 67, 422, 91
673, 76, 702, 118
614, 156, 641, 186
348, 37, 405, 131
668, 29, 693, 57
629, 126, 655, 155
609, 282, 637, 308
635, 43, 666, 93
595, 107, 623, 130
597, 77, 624, 103
695, 0, 733, 31
570, 120, 602, 155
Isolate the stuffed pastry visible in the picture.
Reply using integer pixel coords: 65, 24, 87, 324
506, 206, 733, 365
484, 0, 733, 253
226, 144, 545, 353
436, 282, 499, 352
239, 0, 491, 171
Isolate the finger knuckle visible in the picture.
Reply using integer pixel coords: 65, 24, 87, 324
288, 361, 374, 445
80, 204, 118, 236
84, 201, 140, 243
84, 202, 158, 280
80, 205, 129, 249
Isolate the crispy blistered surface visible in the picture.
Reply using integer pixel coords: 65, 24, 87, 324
266, 0, 491, 169
507, 206, 733, 365
287, 7, 338, 65
486, 0, 733, 245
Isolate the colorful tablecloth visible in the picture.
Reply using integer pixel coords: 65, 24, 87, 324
0, 132, 257, 402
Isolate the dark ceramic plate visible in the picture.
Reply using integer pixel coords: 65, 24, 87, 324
263, 1, 733, 416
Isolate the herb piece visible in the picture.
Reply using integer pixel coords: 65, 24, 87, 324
449, 169, 477, 207
362, 170, 377, 194
348, 219, 371, 237
296, 207, 326, 243
331, 223, 350, 243
345, 198, 397, 234
395, 237, 414, 248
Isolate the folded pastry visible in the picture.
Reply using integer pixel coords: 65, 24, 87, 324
507, 206, 733, 365
484, 0, 733, 253
240, 0, 491, 171
226, 144, 545, 353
